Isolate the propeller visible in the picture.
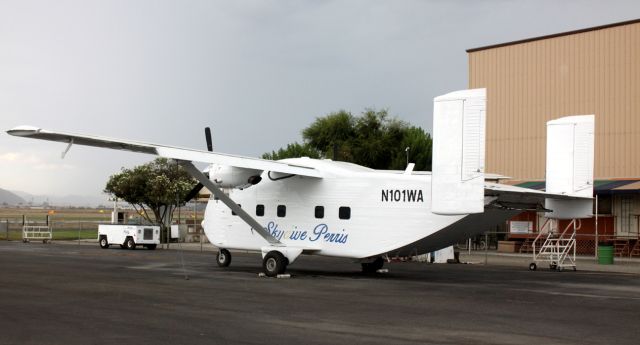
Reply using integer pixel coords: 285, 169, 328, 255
183, 127, 213, 202
205, 127, 213, 152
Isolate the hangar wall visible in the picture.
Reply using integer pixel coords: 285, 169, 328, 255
467, 19, 640, 181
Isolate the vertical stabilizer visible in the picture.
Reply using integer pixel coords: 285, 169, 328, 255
431, 88, 486, 215
544, 115, 595, 219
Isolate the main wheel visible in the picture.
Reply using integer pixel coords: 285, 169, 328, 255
263, 251, 287, 277
529, 263, 537, 271
125, 237, 136, 250
362, 257, 385, 273
99, 237, 109, 249
216, 249, 232, 267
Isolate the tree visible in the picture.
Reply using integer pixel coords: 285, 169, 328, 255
390, 126, 432, 171
262, 142, 321, 160
104, 158, 196, 243
265, 108, 432, 170
302, 110, 355, 160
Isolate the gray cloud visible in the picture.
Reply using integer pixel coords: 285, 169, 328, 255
1, 0, 639, 198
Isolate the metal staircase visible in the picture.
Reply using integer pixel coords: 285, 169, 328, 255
529, 218, 578, 271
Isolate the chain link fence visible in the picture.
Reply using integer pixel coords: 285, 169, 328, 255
456, 231, 640, 259
0, 218, 99, 242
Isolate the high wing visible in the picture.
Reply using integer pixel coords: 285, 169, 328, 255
7, 126, 323, 178
7, 125, 328, 247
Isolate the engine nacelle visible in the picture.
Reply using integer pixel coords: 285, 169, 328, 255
209, 164, 263, 189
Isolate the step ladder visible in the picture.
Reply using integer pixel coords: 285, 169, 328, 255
630, 240, 640, 257
529, 218, 578, 271
613, 240, 630, 257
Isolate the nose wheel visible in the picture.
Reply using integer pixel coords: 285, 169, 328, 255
216, 249, 232, 267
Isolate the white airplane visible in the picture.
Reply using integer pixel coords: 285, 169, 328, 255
7, 88, 595, 277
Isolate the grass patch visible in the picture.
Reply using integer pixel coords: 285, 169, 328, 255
53, 230, 98, 240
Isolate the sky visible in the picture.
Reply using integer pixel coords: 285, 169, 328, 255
1, 0, 639, 203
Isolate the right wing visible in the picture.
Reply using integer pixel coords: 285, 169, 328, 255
7, 126, 323, 179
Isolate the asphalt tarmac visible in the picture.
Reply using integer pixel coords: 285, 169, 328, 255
0, 241, 639, 345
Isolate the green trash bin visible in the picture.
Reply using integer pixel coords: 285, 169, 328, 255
598, 245, 614, 265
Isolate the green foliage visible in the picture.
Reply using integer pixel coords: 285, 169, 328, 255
302, 110, 355, 156
261, 142, 321, 160
264, 108, 432, 170
104, 158, 196, 240
390, 126, 432, 171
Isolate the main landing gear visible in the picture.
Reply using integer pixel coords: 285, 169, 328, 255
216, 249, 289, 277
262, 251, 288, 277
361, 257, 384, 274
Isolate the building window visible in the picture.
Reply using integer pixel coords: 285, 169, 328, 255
277, 205, 286, 218
315, 206, 324, 219
594, 195, 612, 215
232, 204, 241, 216
256, 204, 265, 217
339, 206, 350, 220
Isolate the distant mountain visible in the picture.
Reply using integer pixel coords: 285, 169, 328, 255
0, 188, 26, 205
11, 190, 110, 207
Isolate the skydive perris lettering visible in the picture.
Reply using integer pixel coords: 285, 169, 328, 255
266, 222, 348, 244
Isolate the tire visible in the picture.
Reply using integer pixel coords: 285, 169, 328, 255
263, 251, 287, 277
529, 263, 537, 271
146, 244, 157, 250
216, 249, 231, 267
125, 237, 136, 250
99, 237, 109, 249
362, 257, 385, 273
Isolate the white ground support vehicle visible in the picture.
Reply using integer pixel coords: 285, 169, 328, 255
98, 224, 160, 250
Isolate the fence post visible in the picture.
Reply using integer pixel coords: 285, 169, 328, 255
595, 195, 599, 260
484, 232, 488, 265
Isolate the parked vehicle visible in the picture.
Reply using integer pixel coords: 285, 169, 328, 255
98, 224, 160, 250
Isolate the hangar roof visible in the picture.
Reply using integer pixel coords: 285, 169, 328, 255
467, 18, 640, 53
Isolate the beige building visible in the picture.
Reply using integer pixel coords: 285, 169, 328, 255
467, 19, 640, 254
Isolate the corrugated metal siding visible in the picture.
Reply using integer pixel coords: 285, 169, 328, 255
469, 21, 640, 181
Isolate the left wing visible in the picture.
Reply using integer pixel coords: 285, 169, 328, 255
7, 126, 323, 178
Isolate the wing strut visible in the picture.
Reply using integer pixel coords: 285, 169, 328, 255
179, 161, 282, 246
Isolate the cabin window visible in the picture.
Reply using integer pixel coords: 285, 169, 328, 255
277, 205, 286, 218
232, 204, 241, 216
256, 204, 265, 217
315, 206, 324, 219
339, 206, 351, 220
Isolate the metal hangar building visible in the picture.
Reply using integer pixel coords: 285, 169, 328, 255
467, 19, 640, 256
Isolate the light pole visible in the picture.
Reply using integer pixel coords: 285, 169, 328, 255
405, 147, 410, 167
